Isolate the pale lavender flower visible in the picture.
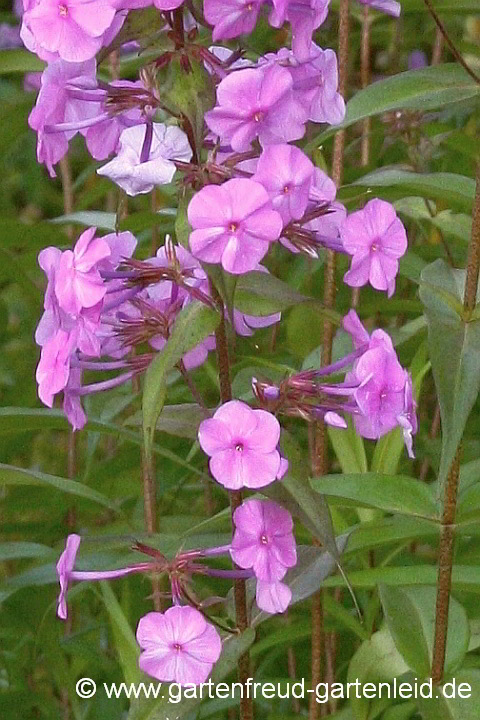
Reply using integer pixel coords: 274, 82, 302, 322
230, 499, 297, 582
136, 607, 222, 684
188, 178, 282, 274
198, 400, 286, 489
205, 64, 308, 151
408, 50, 428, 70
342, 198, 408, 297
97, 123, 192, 196
354, 0, 401, 17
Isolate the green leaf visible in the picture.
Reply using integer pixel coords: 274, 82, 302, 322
304, 64, 480, 151
161, 55, 215, 153
379, 585, 469, 677
0, 542, 56, 562
142, 302, 220, 468
347, 628, 410, 720
0, 49, 45, 74
0, 408, 210, 479
100, 581, 142, 686
329, 418, 368, 474
0, 463, 119, 511
125, 404, 207, 439
417, 669, 480, 720
127, 629, 255, 720
419, 259, 480, 497
234, 270, 342, 323
322, 565, 480, 590
351, 170, 475, 213
50, 211, 117, 230
310, 473, 438, 520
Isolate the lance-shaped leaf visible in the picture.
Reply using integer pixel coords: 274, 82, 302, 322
142, 302, 220, 470
419, 259, 480, 498
379, 585, 469, 677
304, 64, 480, 150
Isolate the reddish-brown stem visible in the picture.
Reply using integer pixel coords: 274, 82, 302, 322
431, 162, 480, 683
360, 5, 371, 168
432, 27, 444, 65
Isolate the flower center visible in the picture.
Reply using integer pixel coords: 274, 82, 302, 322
371, 241, 378, 252
246, 2, 253, 9
229, 222, 238, 233
235, 443, 244, 452
58, 3, 68, 15
283, 185, 291, 194
260, 533, 269, 545
253, 111, 264, 123
172, 642, 183, 652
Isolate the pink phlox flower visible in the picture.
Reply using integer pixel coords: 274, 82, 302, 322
256, 579, 292, 613
188, 178, 282, 274
28, 58, 98, 176
205, 0, 265, 41
198, 400, 286, 489
275, 0, 331, 61
205, 64, 308, 152
354, 0, 400, 17
136, 606, 222, 684
230, 499, 297, 582
56, 533, 81, 619
146, 244, 206, 304
55, 227, 111, 315
22, 0, 118, 63
252, 144, 314, 225
36, 328, 76, 407
63, 368, 87, 430
341, 198, 408, 297
348, 344, 411, 441
97, 123, 192, 196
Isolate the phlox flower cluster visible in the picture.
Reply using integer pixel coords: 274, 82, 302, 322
35, 231, 281, 429
22, 0, 415, 691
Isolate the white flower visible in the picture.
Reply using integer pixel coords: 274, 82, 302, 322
97, 123, 192, 196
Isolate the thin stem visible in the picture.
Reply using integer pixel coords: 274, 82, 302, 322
310, 4, 349, 716
141, 447, 162, 612
432, 27, 444, 65
209, 279, 253, 720
360, 6, 371, 168
431, 162, 480, 683
423, 0, 480, 85
177, 360, 210, 414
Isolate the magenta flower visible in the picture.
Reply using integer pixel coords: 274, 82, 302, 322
256, 579, 292, 613
188, 178, 282, 274
271, 0, 330, 61
23, 0, 117, 62
136, 607, 222, 685
252, 144, 314, 225
56, 533, 81, 619
97, 123, 192, 196
341, 199, 408, 297
287, 44, 345, 125
230, 499, 297, 582
205, 0, 264, 40
198, 400, 285, 489
55, 227, 110, 315
205, 64, 308, 151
